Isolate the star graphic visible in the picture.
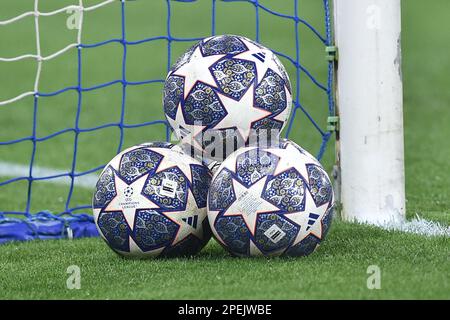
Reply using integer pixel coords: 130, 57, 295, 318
223, 176, 280, 235
234, 38, 284, 84
172, 46, 225, 98
103, 173, 159, 230
283, 188, 329, 245
214, 85, 272, 143
162, 189, 206, 245
152, 147, 194, 184
265, 143, 320, 179
166, 103, 206, 151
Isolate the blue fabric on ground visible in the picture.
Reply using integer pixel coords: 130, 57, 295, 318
0, 217, 99, 245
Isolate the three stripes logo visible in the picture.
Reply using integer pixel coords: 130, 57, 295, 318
252, 51, 266, 63
306, 213, 320, 231
182, 215, 198, 228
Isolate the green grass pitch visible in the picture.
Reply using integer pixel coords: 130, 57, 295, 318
0, 0, 449, 299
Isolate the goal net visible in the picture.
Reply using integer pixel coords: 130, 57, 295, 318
0, 0, 335, 243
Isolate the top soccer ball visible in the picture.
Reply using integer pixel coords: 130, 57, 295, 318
163, 34, 292, 161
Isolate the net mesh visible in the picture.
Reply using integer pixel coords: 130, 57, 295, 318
0, 0, 335, 242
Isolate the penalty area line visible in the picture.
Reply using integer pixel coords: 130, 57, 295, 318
0, 161, 98, 189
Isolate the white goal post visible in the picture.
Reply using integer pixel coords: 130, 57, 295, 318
333, 0, 405, 224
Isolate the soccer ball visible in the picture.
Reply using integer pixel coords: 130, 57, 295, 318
207, 139, 334, 257
163, 34, 292, 161
92, 142, 212, 258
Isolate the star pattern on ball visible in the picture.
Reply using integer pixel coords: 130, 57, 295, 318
172, 46, 225, 98
234, 38, 284, 84
265, 144, 320, 179
223, 176, 280, 235
215, 85, 272, 142
103, 173, 159, 230
162, 189, 206, 245
153, 147, 194, 184
166, 103, 206, 151
283, 187, 329, 244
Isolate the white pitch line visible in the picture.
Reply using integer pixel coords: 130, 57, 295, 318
347, 214, 450, 238
0, 161, 99, 189
379, 215, 450, 237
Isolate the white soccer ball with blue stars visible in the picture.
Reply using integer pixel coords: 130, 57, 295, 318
163, 34, 292, 161
207, 139, 334, 257
92, 142, 212, 258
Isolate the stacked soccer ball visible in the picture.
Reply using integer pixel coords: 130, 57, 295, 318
92, 35, 334, 258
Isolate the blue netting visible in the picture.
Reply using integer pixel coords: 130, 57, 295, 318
0, 0, 335, 243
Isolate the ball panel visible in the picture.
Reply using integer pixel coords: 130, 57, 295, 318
93, 166, 116, 209
253, 213, 298, 253
190, 164, 211, 208
119, 148, 163, 184
214, 215, 250, 256
263, 168, 306, 213
211, 58, 256, 100
254, 69, 288, 114
132, 209, 178, 251
200, 35, 247, 56
208, 168, 236, 212
235, 150, 279, 187
250, 117, 284, 133
321, 206, 334, 239
142, 167, 188, 210
97, 211, 131, 252
184, 82, 226, 126
306, 164, 333, 207
163, 75, 184, 120
284, 234, 320, 257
